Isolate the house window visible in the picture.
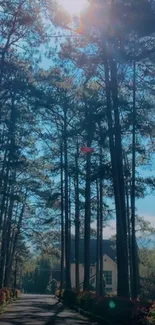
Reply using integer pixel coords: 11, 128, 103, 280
103, 271, 112, 285
106, 287, 112, 293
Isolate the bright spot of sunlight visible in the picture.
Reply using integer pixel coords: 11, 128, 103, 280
58, 0, 88, 15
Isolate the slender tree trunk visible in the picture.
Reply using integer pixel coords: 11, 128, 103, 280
99, 145, 104, 296
110, 59, 129, 298
0, 156, 11, 228
75, 140, 80, 293
0, 95, 17, 287
104, 60, 129, 297
126, 178, 132, 297
4, 196, 14, 287
60, 140, 64, 293
124, 153, 132, 297
96, 179, 100, 296
14, 256, 18, 294
64, 107, 71, 290
0, 195, 9, 288
131, 60, 139, 299
68, 173, 71, 284
83, 147, 91, 291
5, 201, 25, 287
0, 229, 6, 288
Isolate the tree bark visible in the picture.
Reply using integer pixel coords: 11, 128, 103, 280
64, 106, 71, 290
4, 195, 14, 287
96, 179, 100, 296
13, 256, 18, 294
99, 145, 104, 296
75, 140, 80, 293
5, 202, 25, 287
131, 60, 139, 299
83, 145, 91, 291
104, 60, 129, 297
60, 139, 64, 293
110, 59, 129, 298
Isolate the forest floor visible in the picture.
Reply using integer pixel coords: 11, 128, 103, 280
0, 294, 92, 325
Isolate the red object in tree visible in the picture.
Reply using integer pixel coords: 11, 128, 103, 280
81, 147, 95, 153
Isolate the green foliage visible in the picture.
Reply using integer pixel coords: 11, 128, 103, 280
22, 255, 51, 294
76, 291, 96, 311
148, 303, 155, 324
139, 248, 155, 300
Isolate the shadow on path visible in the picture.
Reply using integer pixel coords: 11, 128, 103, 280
0, 294, 91, 325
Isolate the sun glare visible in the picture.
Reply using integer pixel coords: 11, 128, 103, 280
58, 0, 88, 15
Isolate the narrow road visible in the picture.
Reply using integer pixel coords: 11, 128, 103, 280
0, 294, 91, 325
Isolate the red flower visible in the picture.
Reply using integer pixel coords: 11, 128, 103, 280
81, 147, 95, 153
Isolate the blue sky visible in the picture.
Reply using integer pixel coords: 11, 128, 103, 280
104, 161, 155, 240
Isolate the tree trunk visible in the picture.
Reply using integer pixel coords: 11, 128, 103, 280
0, 228, 7, 288
64, 107, 71, 290
126, 180, 132, 297
13, 256, 18, 294
96, 179, 100, 296
83, 145, 91, 291
104, 60, 129, 297
60, 140, 64, 293
75, 140, 80, 293
5, 202, 25, 287
0, 195, 9, 288
99, 145, 104, 296
68, 173, 71, 284
110, 59, 129, 298
4, 196, 14, 287
131, 60, 139, 299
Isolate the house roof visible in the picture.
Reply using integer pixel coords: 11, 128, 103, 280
52, 239, 116, 278
70, 239, 116, 264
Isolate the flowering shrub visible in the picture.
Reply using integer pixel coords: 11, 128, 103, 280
2, 288, 10, 302
0, 288, 21, 308
0, 290, 6, 305
147, 302, 155, 324
77, 291, 96, 311
59, 290, 154, 325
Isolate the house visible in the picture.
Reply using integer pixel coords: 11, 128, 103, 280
52, 239, 117, 293
70, 239, 117, 293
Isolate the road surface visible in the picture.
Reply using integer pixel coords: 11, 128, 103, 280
0, 294, 92, 325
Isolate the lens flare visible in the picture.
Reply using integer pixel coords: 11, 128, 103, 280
109, 300, 116, 309
58, 0, 88, 15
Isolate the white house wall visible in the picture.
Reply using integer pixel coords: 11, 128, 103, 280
70, 254, 117, 293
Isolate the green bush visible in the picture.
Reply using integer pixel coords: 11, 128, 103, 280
77, 291, 96, 311
59, 289, 153, 325
148, 302, 155, 324
76, 292, 152, 325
